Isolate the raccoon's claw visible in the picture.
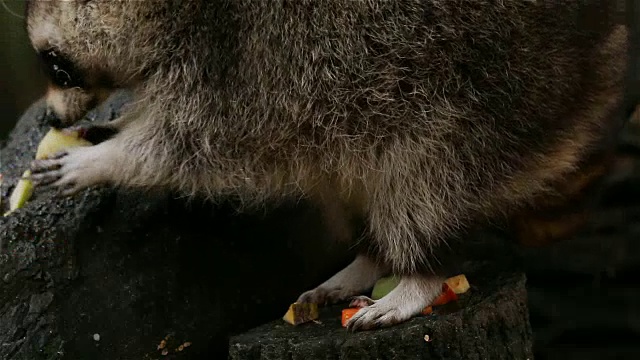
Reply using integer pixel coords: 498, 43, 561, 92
298, 286, 357, 306
30, 151, 68, 185
29, 145, 110, 196
30, 154, 81, 196
349, 295, 376, 308
296, 255, 388, 306
345, 275, 442, 331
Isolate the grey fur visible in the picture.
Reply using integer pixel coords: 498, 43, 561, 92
25, 0, 630, 328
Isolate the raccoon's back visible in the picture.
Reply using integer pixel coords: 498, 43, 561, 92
170, 1, 626, 184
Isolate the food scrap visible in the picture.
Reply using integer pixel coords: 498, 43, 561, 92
177, 342, 192, 352
431, 283, 458, 306
3, 127, 92, 216
444, 274, 470, 294
340, 274, 470, 325
5, 170, 34, 216
283, 302, 319, 325
341, 308, 360, 327
370, 275, 400, 300
35, 127, 92, 160
157, 339, 166, 350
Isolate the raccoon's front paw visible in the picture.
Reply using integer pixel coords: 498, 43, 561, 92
346, 274, 442, 331
30, 145, 110, 196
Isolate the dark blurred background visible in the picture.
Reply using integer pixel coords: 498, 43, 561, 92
0, 0, 46, 141
1, 1, 640, 359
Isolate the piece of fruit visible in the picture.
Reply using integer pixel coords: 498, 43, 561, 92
3, 128, 92, 217
421, 282, 462, 315
433, 283, 458, 306
366, 274, 468, 319
282, 302, 319, 325
341, 308, 360, 327
4, 170, 34, 216
431, 283, 458, 306
371, 275, 401, 300
35, 127, 92, 160
444, 274, 470, 294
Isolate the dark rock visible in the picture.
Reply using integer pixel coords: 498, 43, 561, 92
229, 271, 533, 360
0, 93, 355, 359
4, 91, 638, 360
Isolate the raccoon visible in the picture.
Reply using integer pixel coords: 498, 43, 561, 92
25, 0, 632, 330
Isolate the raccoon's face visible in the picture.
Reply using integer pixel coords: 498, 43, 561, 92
25, 0, 146, 127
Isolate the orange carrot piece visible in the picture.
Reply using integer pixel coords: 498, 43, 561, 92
431, 283, 458, 306
341, 308, 360, 327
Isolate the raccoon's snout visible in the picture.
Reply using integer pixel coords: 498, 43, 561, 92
39, 49, 85, 89
45, 86, 97, 128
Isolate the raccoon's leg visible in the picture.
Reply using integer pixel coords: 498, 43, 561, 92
297, 254, 389, 305
341, 171, 456, 330
345, 273, 443, 331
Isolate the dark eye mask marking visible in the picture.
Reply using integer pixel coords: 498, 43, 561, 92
39, 49, 86, 89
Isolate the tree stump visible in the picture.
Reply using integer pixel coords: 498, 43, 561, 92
7, 93, 638, 359
229, 271, 533, 360
0, 93, 354, 359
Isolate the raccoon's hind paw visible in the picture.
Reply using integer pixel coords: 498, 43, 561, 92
346, 274, 442, 331
298, 286, 354, 306
297, 255, 387, 306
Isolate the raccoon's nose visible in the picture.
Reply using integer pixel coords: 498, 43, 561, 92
44, 109, 63, 128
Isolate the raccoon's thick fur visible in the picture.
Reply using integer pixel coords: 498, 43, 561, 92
25, 0, 631, 330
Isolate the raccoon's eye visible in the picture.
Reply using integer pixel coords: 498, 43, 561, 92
39, 49, 85, 89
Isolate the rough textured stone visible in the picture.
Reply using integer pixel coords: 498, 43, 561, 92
0, 93, 354, 359
2, 91, 639, 359
229, 271, 533, 360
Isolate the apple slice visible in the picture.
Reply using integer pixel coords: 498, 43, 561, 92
35, 127, 92, 160
4, 128, 92, 216
283, 302, 319, 325
444, 274, 470, 295
4, 170, 34, 216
